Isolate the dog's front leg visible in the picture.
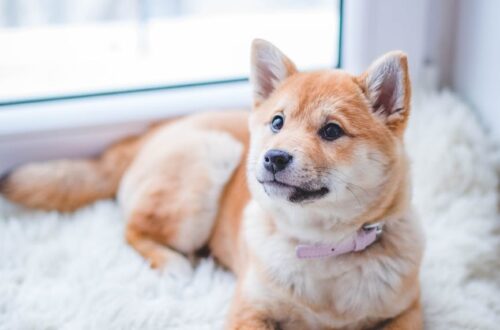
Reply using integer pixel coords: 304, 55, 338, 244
225, 285, 279, 330
226, 313, 277, 330
382, 299, 423, 330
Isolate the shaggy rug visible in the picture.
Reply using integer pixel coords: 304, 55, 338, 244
0, 90, 499, 330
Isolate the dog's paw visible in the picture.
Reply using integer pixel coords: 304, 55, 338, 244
164, 254, 194, 279
150, 248, 193, 279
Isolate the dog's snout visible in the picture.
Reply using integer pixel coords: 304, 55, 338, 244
264, 149, 293, 173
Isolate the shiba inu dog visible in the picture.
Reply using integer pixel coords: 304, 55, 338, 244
1, 39, 424, 329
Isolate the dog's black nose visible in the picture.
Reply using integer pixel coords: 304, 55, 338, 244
264, 149, 293, 173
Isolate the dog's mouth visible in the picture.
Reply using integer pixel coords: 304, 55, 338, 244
259, 179, 329, 203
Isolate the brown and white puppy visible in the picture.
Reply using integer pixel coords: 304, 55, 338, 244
0, 39, 424, 329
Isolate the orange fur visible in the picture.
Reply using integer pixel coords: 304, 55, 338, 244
382, 298, 423, 330
1, 40, 423, 329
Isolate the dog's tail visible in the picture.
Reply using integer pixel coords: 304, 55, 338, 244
0, 135, 142, 212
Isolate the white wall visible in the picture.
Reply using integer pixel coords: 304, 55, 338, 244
342, 0, 429, 77
452, 0, 500, 141
423, 0, 458, 89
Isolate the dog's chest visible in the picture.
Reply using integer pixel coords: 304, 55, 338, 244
243, 251, 405, 329
267, 250, 404, 328
245, 230, 414, 328
242, 202, 422, 329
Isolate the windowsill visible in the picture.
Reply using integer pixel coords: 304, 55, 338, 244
0, 80, 251, 137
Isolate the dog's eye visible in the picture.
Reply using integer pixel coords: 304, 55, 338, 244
319, 123, 344, 141
271, 115, 284, 132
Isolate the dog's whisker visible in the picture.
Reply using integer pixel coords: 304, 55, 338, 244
345, 185, 362, 208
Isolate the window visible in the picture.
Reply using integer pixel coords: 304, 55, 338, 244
0, 0, 341, 105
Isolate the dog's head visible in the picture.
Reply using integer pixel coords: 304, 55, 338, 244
247, 40, 411, 222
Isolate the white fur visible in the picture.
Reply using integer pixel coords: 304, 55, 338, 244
0, 90, 499, 329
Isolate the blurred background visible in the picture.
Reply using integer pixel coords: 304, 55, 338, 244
0, 0, 498, 173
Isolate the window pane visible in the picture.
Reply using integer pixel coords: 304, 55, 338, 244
0, 0, 339, 103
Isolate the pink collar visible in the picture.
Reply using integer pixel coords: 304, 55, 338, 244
295, 223, 383, 259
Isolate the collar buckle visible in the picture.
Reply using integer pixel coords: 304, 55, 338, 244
362, 222, 383, 235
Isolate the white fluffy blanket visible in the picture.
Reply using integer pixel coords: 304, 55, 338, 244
1, 90, 499, 329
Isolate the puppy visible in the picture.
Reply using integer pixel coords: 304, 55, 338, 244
1, 39, 424, 329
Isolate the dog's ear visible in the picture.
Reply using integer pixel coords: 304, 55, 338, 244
250, 39, 297, 107
358, 51, 411, 135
